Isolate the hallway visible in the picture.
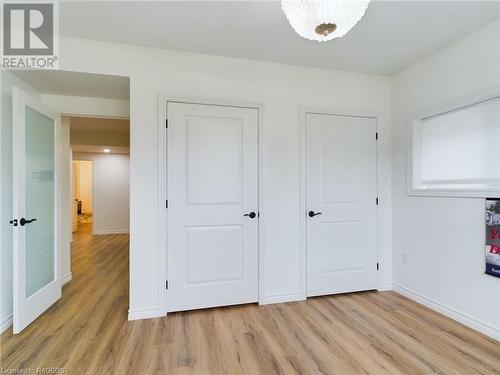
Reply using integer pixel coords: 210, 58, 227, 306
1, 225, 499, 374
1, 223, 129, 372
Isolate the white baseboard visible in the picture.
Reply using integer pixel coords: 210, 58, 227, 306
61, 272, 72, 285
378, 282, 393, 292
128, 307, 163, 321
393, 283, 500, 341
259, 293, 304, 305
93, 229, 129, 235
1, 314, 12, 334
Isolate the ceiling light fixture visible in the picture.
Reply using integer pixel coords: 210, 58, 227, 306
281, 0, 371, 42
103, 148, 111, 153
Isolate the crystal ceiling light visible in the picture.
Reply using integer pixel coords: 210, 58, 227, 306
281, 0, 371, 42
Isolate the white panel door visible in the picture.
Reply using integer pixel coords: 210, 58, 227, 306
12, 88, 61, 333
167, 102, 259, 312
306, 113, 378, 297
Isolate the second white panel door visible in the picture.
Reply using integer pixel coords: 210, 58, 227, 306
167, 102, 259, 312
306, 113, 378, 297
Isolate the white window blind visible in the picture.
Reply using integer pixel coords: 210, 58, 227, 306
410, 95, 500, 196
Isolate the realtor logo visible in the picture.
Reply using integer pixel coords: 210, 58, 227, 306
1, 2, 59, 69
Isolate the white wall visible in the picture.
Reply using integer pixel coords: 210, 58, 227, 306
391, 19, 500, 339
60, 116, 72, 285
1, 19, 496, 338
57, 36, 393, 319
73, 153, 130, 234
42, 94, 129, 118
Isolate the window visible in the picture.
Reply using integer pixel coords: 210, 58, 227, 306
408, 94, 500, 197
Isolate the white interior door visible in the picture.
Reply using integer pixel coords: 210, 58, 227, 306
12, 87, 61, 333
167, 102, 259, 312
306, 113, 378, 297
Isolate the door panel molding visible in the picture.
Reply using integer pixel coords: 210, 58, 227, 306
157, 95, 265, 316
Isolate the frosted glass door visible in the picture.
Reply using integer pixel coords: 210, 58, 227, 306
25, 107, 55, 297
12, 88, 61, 334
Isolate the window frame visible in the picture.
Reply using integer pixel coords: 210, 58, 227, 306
407, 89, 500, 198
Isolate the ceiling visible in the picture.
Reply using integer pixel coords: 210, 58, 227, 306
70, 116, 130, 134
70, 116, 130, 152
59, 1, 500, 75
72, 145, 130, 154
13, 70, 129, 99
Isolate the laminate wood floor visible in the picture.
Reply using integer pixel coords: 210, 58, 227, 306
1, 223, 499, 374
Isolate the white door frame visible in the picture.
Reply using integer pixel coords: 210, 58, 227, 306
299, 106, 386, 299
158, 95, 265, 316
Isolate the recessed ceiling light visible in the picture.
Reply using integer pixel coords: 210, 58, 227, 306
103, 148, 111, 153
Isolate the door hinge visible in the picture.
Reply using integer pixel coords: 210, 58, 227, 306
166, 280, 169, 290
376, 262, 379, 271
166, 200, 168, 208
376, 132, 379, 140
165, 118, 168, 128
376, 197, 379, 205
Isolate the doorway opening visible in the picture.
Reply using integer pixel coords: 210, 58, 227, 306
1, 69, 130, 334
70, 116, 130, 237
72, 160, 93, 234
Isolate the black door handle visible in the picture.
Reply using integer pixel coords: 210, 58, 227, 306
308, 211, 322, 217
20, 218, 37, 226
243, 212, 256, 219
